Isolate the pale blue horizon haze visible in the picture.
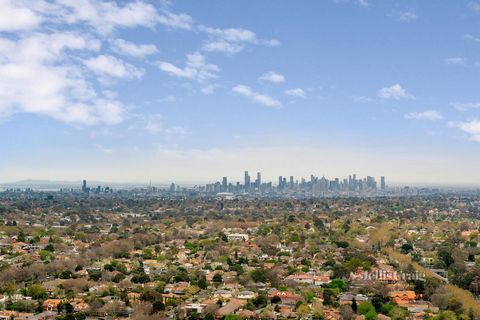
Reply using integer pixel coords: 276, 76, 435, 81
1, 0, 480, 185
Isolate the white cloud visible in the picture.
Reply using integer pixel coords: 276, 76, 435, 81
0, 32, 125, 125
352, 95, 375, 103
404, 110, 443, 121
468, 2, 480, 11
450, 101, 480, 111
333, 0, 369, 8
110, 39, 158, 58
444, 57, 467, 65
0, 0, 42, 31
202, 27, 257, 42
140, 113, 188, 137
263, 39, 281, 47
232, 85, 281, 108
165, 125, 189, 137
1, 1, 193, 35
450, 120, 480, 142
201, 85, 216, 95
144, 114, 165, 134
285, 88, 306, 99
158, 95, 176, 103
94, 143, 113, 154
259, 71, 285, 83
199, 26, 280, 54
464, 34, 480, 42
203, 41, 244, 54
84, 54, 143, 79
0, 1, 281, 127
357, 0, 369, 7
390, 10, 418, 22
156, 52, 220, 82
157, 10, 193, 30
378, 84, 413, 100
54, 0, 159, 34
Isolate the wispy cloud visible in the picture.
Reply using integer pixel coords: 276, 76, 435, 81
165, 126, 189, 137
352, 95, 375, 103
94, 143, 113, 154
468, 2, 480, 11
232, 85, 281, 108
157, 95, 177, 103
156, 52, 220, 83
378, 84, 414, 100
333, 0, 369, 8
390, 10, 418, 22
444, 57, 467, 65
285, 88, 306, 99
404, 110, 443, 121
199, 26, 280, 54
51, 0, 160, 35
84, 55, 144, 79
449, 119, 480, 142
110, 39, 158, 58
259, 71, 285, 83
201, 85, 217, 95
157, 10, 194, 30
463, 34, 480, 42
450, 101, 480, 111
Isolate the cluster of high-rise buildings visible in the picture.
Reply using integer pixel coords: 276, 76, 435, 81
203, 171, 386, 196
76, 173, 387, 198
81, 180, 112, 195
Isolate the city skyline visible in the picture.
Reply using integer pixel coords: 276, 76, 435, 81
2, 1, 480, 184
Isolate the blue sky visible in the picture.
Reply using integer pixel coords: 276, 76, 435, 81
1, 0, 480, 185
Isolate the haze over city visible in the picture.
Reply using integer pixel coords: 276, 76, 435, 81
2, 0, 480, 184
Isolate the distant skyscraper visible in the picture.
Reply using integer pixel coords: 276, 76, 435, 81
82, 180, 87, 193
380, 176, 386, 191
256, 172, 261, 187
244, 171, 250, 190
222, 177, 227, 191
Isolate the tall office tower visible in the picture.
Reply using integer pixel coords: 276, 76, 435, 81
350, 174, 357, 191
256, 172, 261, 187
170, 182, 175, 192
278, 176, 283, 190
380, 176, 386, 191
289, 176, 294, 188
244, 171, 250, 191
366, 176, 376, 190
82, 180, 87, 193
222, 177, 227, 191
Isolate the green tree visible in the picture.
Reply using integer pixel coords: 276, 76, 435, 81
250, 269, 267, 283
27, 285, 48, 300
198, 276, 207, 289
387, 306, 409, 320
152, 300, 165, 313
365, 309, 377, 320
212, 273, 222, 283
357, 301, 375, 315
